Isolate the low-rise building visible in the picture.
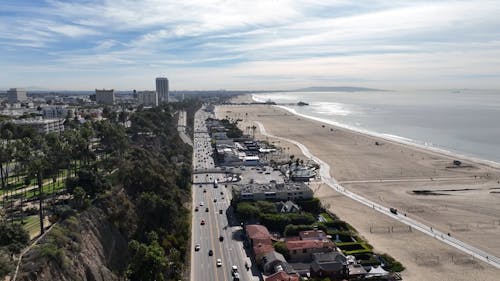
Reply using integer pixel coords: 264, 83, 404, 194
310, 252, 349, 280
299, 229, 328, 241
12, 118, 65, 134
42, 106, 73, 119
275, 201, 301, 213
265, 271, 300, 281
233, 182, 313, 202
285, 239, 335, 262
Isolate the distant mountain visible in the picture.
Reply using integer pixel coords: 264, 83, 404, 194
292, 86, 387, 92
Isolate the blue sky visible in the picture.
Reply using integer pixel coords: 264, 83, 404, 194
1, 0, 500, 90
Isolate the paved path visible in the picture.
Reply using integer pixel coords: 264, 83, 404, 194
339, 176, 477, 184
255, 121, 500, 270
177, 110, 193, 147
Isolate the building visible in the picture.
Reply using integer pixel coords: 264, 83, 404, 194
275, 201, 301, 213
138, 90, 158, 107
233, 182, 313, 202
265, 271, 300, 281
7, 88, 28, 103
285, 239, 335, 262
95, 89, 115, 105
12, 118, 65, 134
42, 106, 73, 119
310, 252, 349, 280
155, 77, 169, 103
299, 230, 327, 241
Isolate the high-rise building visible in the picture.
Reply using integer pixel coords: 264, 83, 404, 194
95, 89, 115, 105
7, 88, 28, 103
138, 90, 158, 107
155, 77, 169, 103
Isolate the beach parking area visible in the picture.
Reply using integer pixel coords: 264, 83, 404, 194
216, 98, 500, 281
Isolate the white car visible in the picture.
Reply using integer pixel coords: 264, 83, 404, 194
200, 202, 204, 206
216, 258, 222, 267
194, 244, 200, 251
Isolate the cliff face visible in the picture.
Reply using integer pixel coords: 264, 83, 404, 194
17, 192, 134, 281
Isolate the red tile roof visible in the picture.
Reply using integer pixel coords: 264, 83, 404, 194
285, 239, 335, 251
246, 224, 272, 240
265, 271, 300, 281
253, 243, 275, 260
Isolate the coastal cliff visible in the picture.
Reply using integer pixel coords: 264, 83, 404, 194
16, 191, 135, 281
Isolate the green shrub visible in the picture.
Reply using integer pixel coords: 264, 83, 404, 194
379, 253, 405, 272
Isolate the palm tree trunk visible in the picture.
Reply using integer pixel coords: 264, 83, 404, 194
37, 171, 44, 235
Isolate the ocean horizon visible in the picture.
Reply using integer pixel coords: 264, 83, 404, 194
252, 90, 500, 165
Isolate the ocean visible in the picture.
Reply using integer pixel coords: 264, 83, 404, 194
252, 90, 500, 165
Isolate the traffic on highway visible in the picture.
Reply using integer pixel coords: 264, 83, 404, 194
190, 107, 254, 281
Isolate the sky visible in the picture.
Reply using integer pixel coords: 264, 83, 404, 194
1, 0, 500, 91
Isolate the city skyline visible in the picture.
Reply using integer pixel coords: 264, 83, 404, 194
1, 0, 500, 91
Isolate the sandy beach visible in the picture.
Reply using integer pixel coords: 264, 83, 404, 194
215, 95, 500, 281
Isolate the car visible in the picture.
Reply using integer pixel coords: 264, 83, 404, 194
208, 250, 213, 256
233, 273, 240, 281
200, 202, 204, 206
195, 207, 199, 212
205, 207, 209, 212
214, 198, 217, 202
200, 219, 205, 225
216, 258, 222, 267
219, 236, 224, 242
219, 210, 223, 214
232, 265, 238, 274
194, 244, 200, 251
220, 192, 224, 195
203, 189, 207, 193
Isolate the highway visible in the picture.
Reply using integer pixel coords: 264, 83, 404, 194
254, 121, 500, 270
190, 107, 255, 281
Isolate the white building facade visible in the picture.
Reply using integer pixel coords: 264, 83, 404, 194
138, 90, 158, 107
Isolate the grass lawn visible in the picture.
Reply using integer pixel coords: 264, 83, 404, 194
23, 215, 41, 239
320, 212, 334, 222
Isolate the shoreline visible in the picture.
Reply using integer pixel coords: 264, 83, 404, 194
216, 99, 500, 281
250, 93, 500, 170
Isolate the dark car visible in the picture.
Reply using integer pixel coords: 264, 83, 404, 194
208, 250, 213, 256
205, 207, 209, 212
219, 209, 223, 214
219, 236, 224, 242
195, 207, 199, 212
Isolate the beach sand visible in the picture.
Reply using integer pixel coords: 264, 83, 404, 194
215, 96, 500, 281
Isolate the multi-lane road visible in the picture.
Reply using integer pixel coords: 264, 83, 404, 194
190, 108, 255, 281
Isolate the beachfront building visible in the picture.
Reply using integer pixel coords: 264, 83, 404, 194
233, 181, 313, 202
285, 239, 336, 262
12, 118, 65, 134
7, 88, 28, 103
155, 77, 169, 103
137, 90, 158, 107
310, 252, 349, 280
95, 89, 115, 105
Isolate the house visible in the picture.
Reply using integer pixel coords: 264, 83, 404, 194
310, 252, 349, 280
261, 251, 291, 275
264, 271, 300, 281
299, 229, 327, 240
275, 201, 301, 213
253, 242, 275, 261
348, 264, 367, 280
285, 239, 335, 262
246, 224, 273, 242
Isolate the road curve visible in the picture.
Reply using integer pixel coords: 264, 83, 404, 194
254, 121, 500, 270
